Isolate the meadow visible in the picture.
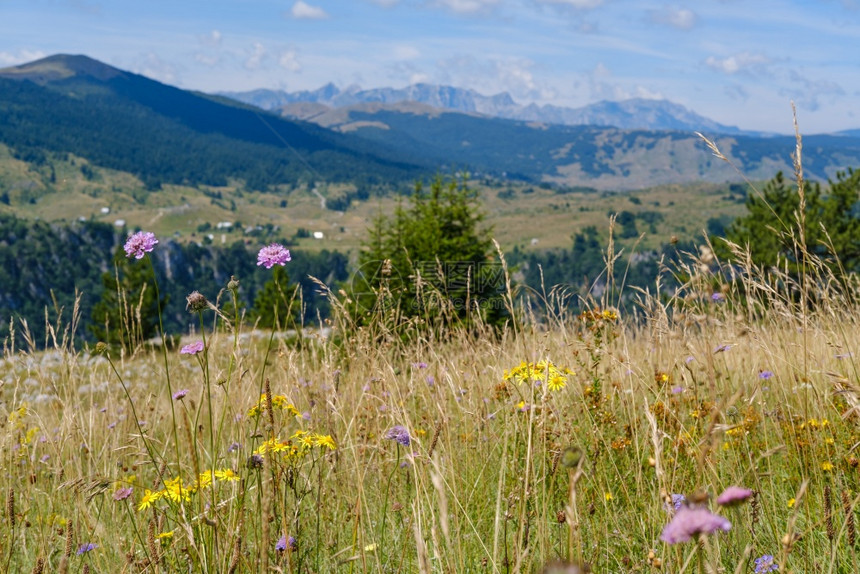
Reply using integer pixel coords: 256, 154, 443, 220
2, 123, 858, 573
2, 204, 859, 574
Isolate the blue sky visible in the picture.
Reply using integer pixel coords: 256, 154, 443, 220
1, 0, 858, 133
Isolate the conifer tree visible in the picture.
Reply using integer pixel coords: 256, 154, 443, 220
90, 244, 167, 352
351, 176, 508, 331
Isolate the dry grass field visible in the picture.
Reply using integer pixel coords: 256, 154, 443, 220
2, 213, 859, 573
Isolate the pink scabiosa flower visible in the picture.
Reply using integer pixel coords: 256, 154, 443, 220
124, 231, 158, 259
257, 243, 291, 269
112, 487, 133, 501
172, 389, 189, 401
660, 507, 731, 544
717, 486, 754, 507
180, 341, 204, 355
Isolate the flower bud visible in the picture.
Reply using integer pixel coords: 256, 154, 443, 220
186, 291, 209, 313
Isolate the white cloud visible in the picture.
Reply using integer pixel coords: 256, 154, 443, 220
393, 45, 421, 61
195, 30, 223, 67
705, 52, 771, 75
291, 1, 329, 19
133, 53, 180, 85
279, 50, 301, 72
0, 49, 47, 67
201, 29, 222, 46
535, 0, 604, 9
780, 70, 844, 112
433, 54, 546, 100
648, 6, 697, 30
195, 53, 220, 66
587, 62, 663, 101
432, 0, 500, 15
245, 42, 266, 70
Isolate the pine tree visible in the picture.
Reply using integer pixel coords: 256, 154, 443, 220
89, 245, 167, 352
351, 176, 508, 331
722, 169, 860, 274
250, 266, 299, 330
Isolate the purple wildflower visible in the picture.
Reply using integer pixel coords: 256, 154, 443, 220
276, 535, 297, 552
671, 386, 685, 394
716, 486, 754, 507
384, 425, 411, 447
714, 344, 731, 353
754, 554, 778, 573
123, 231, 158, 259
413, 362, 428, 369
659, 507, 731, 544
426, 375, 435, 386
227, 441, 241, 453
711, 292, 725, 302
112, 487, 133, 501
180, 341, 204, 355
172, 389, 189, 401
664, 493, 686, 513
77, 543, 98, 555
758, 370, 774, 380
257, 243, 291, 269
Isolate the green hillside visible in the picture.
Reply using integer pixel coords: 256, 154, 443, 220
280, 103, 860, 190
0, 55, 425, 192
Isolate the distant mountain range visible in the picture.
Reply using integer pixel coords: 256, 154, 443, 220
261, 100, 860, 189
221, 83, 756, 135
2, 54, 860, 194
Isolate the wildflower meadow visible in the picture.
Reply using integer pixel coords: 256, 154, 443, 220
4, 159, 860, 573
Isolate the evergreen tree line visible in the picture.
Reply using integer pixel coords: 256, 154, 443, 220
0, 213, 348, 347
3, 169, 858, 347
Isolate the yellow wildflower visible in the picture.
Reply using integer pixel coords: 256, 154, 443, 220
248, 394, 302, 418
196, 472, 213, 491
787, 498, 796, 508
604, 492, 613, 501
821, 461, 834, 472
502, 360, 573, 392
24, 427, 40, 445
156, 531, 174, 540
138, 489, 161, 511
254, 437, 291, 456
314, 434, 337, 450
214, 468, 240, 482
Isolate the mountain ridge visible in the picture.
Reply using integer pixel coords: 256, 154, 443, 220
0, 54, 426, 190
221, 83, 756, 135
2, 54, 860, 194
